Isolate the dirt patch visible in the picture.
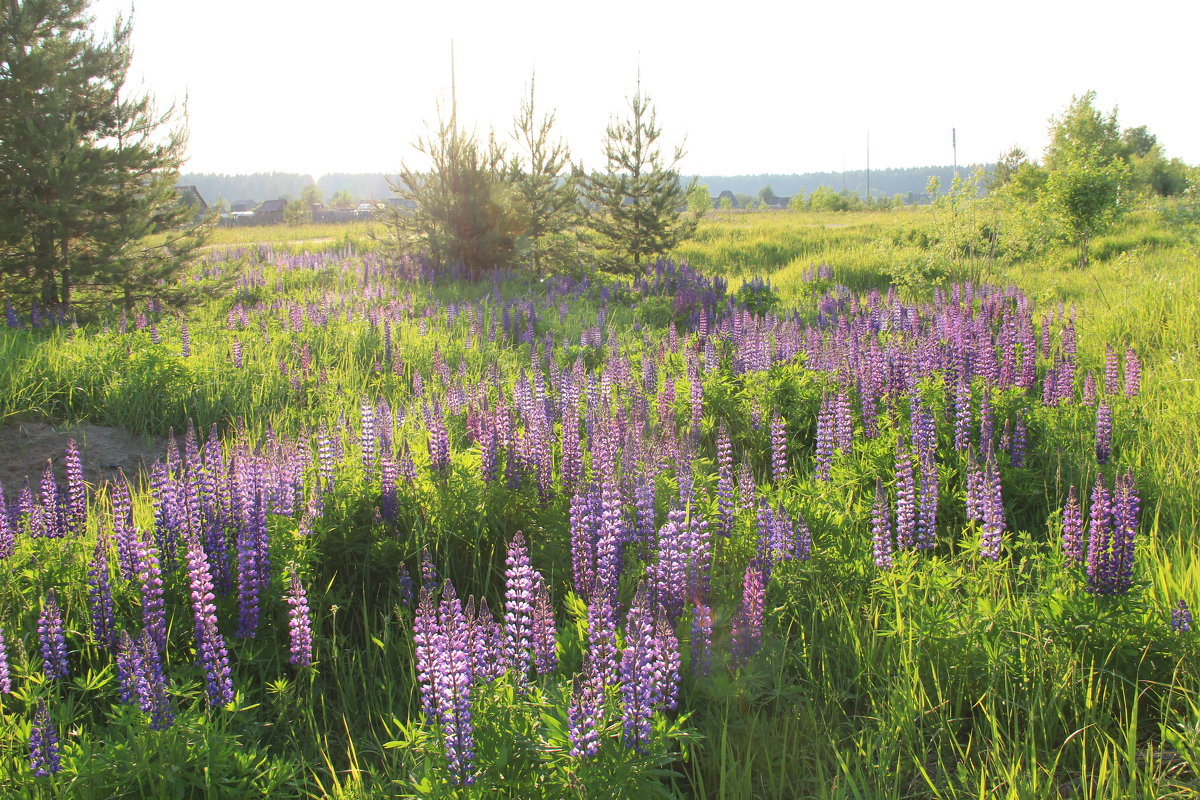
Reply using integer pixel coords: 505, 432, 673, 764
0, 420, 164, 492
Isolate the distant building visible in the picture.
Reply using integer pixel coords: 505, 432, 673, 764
230, 199, 258, 213
716, 190, 739, 209
174, 185, 208, 223
253, 198, 288, 225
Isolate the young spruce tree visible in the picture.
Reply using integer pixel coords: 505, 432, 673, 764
583, 81, 696, 274
0, 0, 207, 312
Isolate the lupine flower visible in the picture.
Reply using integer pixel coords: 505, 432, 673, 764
770, 413, 787, 483
587, 594, 620, 686
1123, 347, 1140, 397
730, 563, 766, 668
64, 439, 86, 535
1172, 600, 1192, 633
568, 664, 605, 759
980, 454, 1005, 561
916, 451, 938, 550
814, 395, 835, 481
434, 581, 475, 786
397, 563, 414, 607
1082, 372, 1097, 406
1085, 474, 1119, 595
690, 601, 713, 677
569, 486, 597, 599
1104, 344, 1119, 395
1061, 486, 1084, 566
29, 699, 60, 776
716, 422, 734, 537
39, 590, 69, 680
413, 587, 439, 723
619, 586, 658, 751
871, 478, 893, 569
87, 533, 116, 648
286, 569, 314, 667
185, 535, 235, 707
136, 529, 167, 652
360, 397, 376, 472
1095, 403, 1112, 465
502, 531, 537, 677
116, 630, 149, 707
0, 626, 11, 694
893, 441, 917, 549
531, 580, 557, 675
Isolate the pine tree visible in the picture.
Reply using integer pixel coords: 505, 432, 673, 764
509, 75, 577, 274
0, 0, 207, 312
583, 81, 696, 274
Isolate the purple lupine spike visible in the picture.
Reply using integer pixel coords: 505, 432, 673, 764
965, 448, 984, 524
814, 394, 835, 481
1082, 372, 1097, 406
1109, 470, 1139, 595
87, 532, 116, 648
38, 461, 63, 538
835, 390, 854, 453
634, 478, 656, 546
587, 594, 620, 686
1172, 600, 1192, 633
979, 389, 994, 456
0, 482, 11, 559
64, 439, 86, 535
619, 586, 658, 752
770, 413, 787, 483
1062, 486, 1084, 566
567, 663, 605, 759
420, 549, 438, 592
653, 613, 681, 713
434, 580, 476, 786
180, 317, 191, 357
0, 626, 11, 694
730, 562, 766, 668
916, 450, 938, 550
570, 486, 597, 600
690, 601, 713, 677
980, 452, 1005, 561
1123, 348, 1140, 397
953, 379, 972, 451
1104, 344, 1119, 396
360, 397, 376, 472
893, 440, 917, 549
531, 580, 557, 675
112, 469, 137, 580
29, 699, 60, 776
1009, 414, 1027, 468
234, 459, 263, 639
1085, 474, 1114, 595
397, 563, 414, 608
649, 505, 690, 619
872, 478, 893, 569
1095, 403, 1112, 465
413, 587, 439, 723
286, 569, 314, 667
716, 422, 734, 537
136, 528, 167, 652
185, 535, 235, 707
737, 458, 756, 513
116, 630, 149, 707
317, 425, 335, 493
502, 531, 537, 678
380, 453, 398, 522
39, 589, 69, 680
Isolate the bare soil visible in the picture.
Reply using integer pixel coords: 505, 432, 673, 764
0, 419, 164, 491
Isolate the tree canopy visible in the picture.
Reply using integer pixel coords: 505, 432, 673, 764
0, 0, 206, 312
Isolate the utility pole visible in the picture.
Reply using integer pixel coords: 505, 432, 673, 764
866, 131, 871, 206
952, 127, 957, 177
450, 40, 458, 140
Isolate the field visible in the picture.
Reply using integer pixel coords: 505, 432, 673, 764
0, 205, 1198, 799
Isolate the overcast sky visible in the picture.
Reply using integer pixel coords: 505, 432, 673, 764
88, 0, 1199, 178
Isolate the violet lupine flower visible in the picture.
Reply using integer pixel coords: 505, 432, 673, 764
287, 570, 314, 667
531, 580, 557, 675
425, 402, 451, 474
38, 461, 65, 538
690, 601, 713, 677
1172, 600, 1192, 633
737, 459, 756, 513
619, 587, 659, 751
1095, 403, 1112, 465
380, 453, 398, 522
893, 441, 917, 549
64, 439, 86, 536
871, 478, 893, 569
1085, 474, 1113, 594
716, 422, 734, 537
587, 594, 620, 686
953, 380, 972, 452
180, 317, 191, 357
0, 485, 12, 559
730, 562, 766, 668
979, 389, 994, 456
1009, 414, 1027, 468
1107, 470, 1139, 596
770, 413, 788, 483
360, 398, 376, 472
1061, 486, 1084, 567
1123, 348, 1140, 397
316, 426, 335, 493
0, 626, 11, 694
29, 699, 60, 776
567, 664, 605, 759
652, 613, 682, 713
420, 549, 438, 591
916, 451, 938, 550
112, 469, 137, 580
413, 587, 439, 723
965, 448, 984, 525
116, 630, 149, 707
835, 390, 853, 453
232, 339, 243, 369
649, 506, 691, 620
185, 535, 235, 707
39, 589, 69, 680
433, 581, 475, 786
1104, 344, 1120, 396
814, 394, 835, 481
980, 454, 1005, 561
1082, 372, 1097, 406
136, 529, 167, 652
397, 563, 414, 608
502, 531, 537, 678
87, 533, 116, 648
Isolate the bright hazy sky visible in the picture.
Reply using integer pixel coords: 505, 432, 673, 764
89, 0, 1199, 178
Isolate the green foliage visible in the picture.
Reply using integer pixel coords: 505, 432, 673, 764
582, 82, 697, 274
787, 193, 806, 212
807, 186, 848, 212
687, 184, 713, 217
508, 76, 578, 274
0, 0, 207, 311
285, 185, 323, 225
386, 112, 520, 275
